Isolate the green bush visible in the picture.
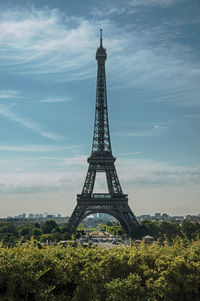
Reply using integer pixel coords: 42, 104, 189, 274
33, 228, 43, 238
0, 238, 199, 300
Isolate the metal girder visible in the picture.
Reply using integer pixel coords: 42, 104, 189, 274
92, 38, 111, 153
81, 161, 122, 196
67, 199, 138, 236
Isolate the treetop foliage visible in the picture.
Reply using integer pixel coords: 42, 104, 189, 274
0, 219, 200, 246
0, 237, 199, 300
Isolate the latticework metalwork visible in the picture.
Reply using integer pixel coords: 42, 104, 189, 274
92, 29, 111, 153
67, 30, 138, 237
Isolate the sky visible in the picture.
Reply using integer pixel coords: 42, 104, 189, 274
0, 0, 200, 218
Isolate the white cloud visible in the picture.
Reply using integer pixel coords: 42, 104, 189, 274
0, 8, 95, 79
0, 172, 70, 194
128, 0, 181, 7
0, 90, 19, 99
0, 6, 199, 108
0, 156, 199, 215
91, 0, 179, 18
0, 144, 78, 152
0, 156, 87, 194
0, 155, 199, 192
40, 96, 70, 103
117, 158, 200, 215
119, 152, 142, 156
114, 123, 169, 137
0, 104, 65, 141
117, 158, 200, 186
0, 155, 87, 173
0, 90, 73, 104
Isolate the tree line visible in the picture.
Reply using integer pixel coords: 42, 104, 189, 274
0, 220, 71, 245
0, 219, 200, 245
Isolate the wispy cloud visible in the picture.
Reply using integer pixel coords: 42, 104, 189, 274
0, 90, 72, 104
117, 158, 200, 186
128, 0, 181, 7
0, 144, 78, 152
91, 0, 181, 17
119, 152, 142, 156
0, 8, 95, 80
0, 6, 199, 107
0, 104, 65, 141
185, 113, 200, 119
0, 155, 88, 194
0, 156, 199, 215
91, 6, 135, 17
0, 155, 87, 173
115, 123, 169, 137
0, 156, 199, 193
40, 96, 71, 103
0, 90, 19, 99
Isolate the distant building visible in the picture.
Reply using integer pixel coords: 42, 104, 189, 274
162, 213, 169, 219
186, 215, 200, 222
138, 215, 151, 220
47, 215, 53, 218
155, 213, 161, 219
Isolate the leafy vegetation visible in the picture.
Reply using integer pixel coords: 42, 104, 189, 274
0, 238, 199, 300
98, 223, 123, 235
0, 221, 71, 246
137, 219, 200, 241
0, 219, 200, 246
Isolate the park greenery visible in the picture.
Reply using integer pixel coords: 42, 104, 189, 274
0, 237, 200, 300
0, 219, 200, 245
0, 219, 200, 300
0, 220, 72, 246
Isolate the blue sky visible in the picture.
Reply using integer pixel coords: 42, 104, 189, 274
0, 0, 199, 217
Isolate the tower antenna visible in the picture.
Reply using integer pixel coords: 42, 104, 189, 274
100, 29, 102, 47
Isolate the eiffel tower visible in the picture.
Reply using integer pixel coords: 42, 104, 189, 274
67, 30, 138, 237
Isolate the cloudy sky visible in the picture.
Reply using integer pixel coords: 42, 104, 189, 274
0, 0, 200, 217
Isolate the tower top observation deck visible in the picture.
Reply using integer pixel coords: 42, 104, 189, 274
96, 29, 107, 61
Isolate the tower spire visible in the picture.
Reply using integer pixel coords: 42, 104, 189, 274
100, 29, 103, 47
94, 28, 109, 153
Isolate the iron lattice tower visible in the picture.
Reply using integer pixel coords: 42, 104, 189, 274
67, 30, 138, 237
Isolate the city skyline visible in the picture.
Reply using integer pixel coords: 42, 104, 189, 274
0, 0, 200, 217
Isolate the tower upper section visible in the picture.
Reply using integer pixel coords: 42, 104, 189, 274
96, 29, 107, 62
91, 29, 112, 157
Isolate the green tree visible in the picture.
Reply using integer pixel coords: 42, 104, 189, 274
40, 233, 54, 243
0, 237, 200, 300
159, 221, 179, 240
140, 220, 160, 239
181, 220, 199, 239
20, 227, 31, 236
60, 223, 72, 239
42, 220, 57, 234
32, 228, 42, 238
34, 222, 40, 229
5, 223, 18, 236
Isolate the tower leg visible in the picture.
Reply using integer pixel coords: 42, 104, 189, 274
67, 203, 87, 234
82, 165, 96, 195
